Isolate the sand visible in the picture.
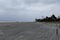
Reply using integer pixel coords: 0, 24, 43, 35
0, 22, 60, 40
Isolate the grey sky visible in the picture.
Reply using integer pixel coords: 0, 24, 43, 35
0, 0, 60, 22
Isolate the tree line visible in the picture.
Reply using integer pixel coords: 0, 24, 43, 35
35, 14, 60, 22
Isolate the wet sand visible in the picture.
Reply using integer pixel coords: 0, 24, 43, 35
0, 22, 60, 40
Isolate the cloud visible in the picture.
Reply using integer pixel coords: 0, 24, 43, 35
0, 0, 60, 22
24, 0, 60, 4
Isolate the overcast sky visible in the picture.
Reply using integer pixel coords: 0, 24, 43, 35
0, 0, 60, 22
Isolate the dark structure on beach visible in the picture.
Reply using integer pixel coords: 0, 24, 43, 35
35, 14, 60, 22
